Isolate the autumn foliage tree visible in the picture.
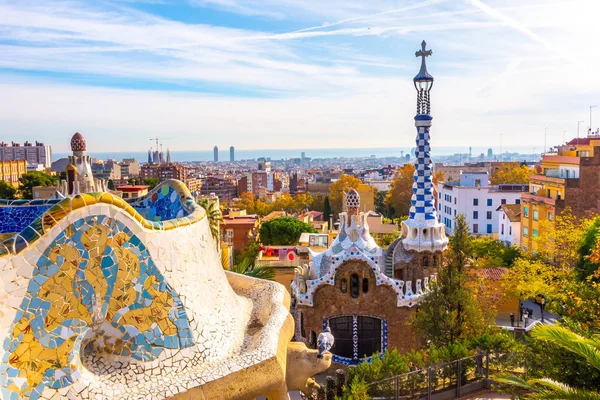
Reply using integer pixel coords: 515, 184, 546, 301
385, 163, 415, 218
329, 174, 362, 216
231, 192, 325, 217
489, 163, 532, 185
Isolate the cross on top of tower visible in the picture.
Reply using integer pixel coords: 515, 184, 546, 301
414, 40, 433, 82
416, 40, 432, 61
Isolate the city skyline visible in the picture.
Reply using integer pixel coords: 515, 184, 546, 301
0, 0, 599, 153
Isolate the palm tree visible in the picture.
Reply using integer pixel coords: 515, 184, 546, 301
198, 198, 223, 242
496, 325, 600, 399
231, 258, 275, 281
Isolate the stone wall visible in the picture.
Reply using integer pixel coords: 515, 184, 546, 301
298, 260, 418, 361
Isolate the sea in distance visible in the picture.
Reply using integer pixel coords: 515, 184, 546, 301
54, 146, 538, 162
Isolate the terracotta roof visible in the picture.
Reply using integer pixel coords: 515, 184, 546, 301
480, 267, 508, 281
261, 211, 287, 222
498, 204, 521, 222
116, 185, 149, 191
567, 137, 592, 145
221, 216, 258, 225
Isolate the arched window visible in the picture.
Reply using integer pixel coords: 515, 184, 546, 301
362, 278, 369, 294
432, 255, 437, 266
341, 278, 347, 294
423, 256, 429, 268
350, 274, 359, 298
309, 331, 317, 348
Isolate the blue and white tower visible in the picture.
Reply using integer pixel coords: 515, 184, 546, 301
400, 41, 448, 253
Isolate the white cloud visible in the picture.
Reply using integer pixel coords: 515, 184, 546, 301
0, 0, 599, 153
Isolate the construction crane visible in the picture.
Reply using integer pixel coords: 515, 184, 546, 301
149, 137, 174, 149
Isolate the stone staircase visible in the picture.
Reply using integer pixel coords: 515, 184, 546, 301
384, 237, 402, 277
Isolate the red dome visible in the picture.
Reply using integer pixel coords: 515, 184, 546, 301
71, 132, 86, 152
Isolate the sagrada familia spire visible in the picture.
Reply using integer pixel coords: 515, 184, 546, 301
400, 41, 448, 253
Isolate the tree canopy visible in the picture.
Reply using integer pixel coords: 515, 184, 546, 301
0, 181, 17, 199
489, 163, 532, 185
385, 164, 415, 218
18, 171, 57, 199
329, 174, 362, 216
143, 177, 160, 189
231, 192, 325, 217
259, 217, 317, 245
413, 214, 487, 346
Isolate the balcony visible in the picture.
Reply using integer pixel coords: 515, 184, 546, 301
530, 174, 566, 185
521, 192, 556, 205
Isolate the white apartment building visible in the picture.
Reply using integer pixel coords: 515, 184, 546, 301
497, 204, 521, 247
436, 172, 527, 236
0, 141, 52, 169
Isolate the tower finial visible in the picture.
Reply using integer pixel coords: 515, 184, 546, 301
414, 40, 434, 115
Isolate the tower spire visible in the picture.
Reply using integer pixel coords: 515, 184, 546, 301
400, 41, 448, 253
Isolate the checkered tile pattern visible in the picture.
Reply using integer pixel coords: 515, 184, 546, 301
409, 125, 436, 221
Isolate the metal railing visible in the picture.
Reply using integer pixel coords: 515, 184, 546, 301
367, 353, 491, 400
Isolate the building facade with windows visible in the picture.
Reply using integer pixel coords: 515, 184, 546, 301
497, 204, 521, 247
0, 160, 27, 187
520, 137, 600, 251
140, 163, 186, 181
0, 141, 52, 169
437, 172, 527, 236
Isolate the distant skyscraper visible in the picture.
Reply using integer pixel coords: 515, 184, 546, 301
214, 146, 218, 162
230, 146, 235, 162
166, 148, 171, 163
301, 151, 305, 160
148, 149, 152, 164
487, 148, 493, 159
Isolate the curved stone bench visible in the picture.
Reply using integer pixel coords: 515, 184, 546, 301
0, 180, 327, 400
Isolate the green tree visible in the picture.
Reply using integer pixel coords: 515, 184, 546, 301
0, 181, 17, 199
577, 217, 600, 279
323, 195, 332, 222
385, 164, 415, 218
236, 241, 260, 264
413, 214, 487, 346
329, 174, 362, 216
107, 179, 115, 191
198, 198, 223, 242
497, 325, 600, 399
143, 177, 160, 189
259, 217, 317, 245
471, 237, 520, 267
18, 171, 56, 199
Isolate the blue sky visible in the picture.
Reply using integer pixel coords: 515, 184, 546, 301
0, 0, 598, 153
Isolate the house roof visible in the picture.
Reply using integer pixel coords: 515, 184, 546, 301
261, 211, 287, 222
480, 267, 508, 281
497, 204, 521, 222
567, 137, 592, 145
115, 185, 149, 192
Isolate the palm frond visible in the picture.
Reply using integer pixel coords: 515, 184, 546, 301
231, 258, 275, 280
495, 374, 600, 400
532, 325, 600, 371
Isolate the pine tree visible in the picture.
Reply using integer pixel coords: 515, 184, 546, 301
412, 214, 486, 346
